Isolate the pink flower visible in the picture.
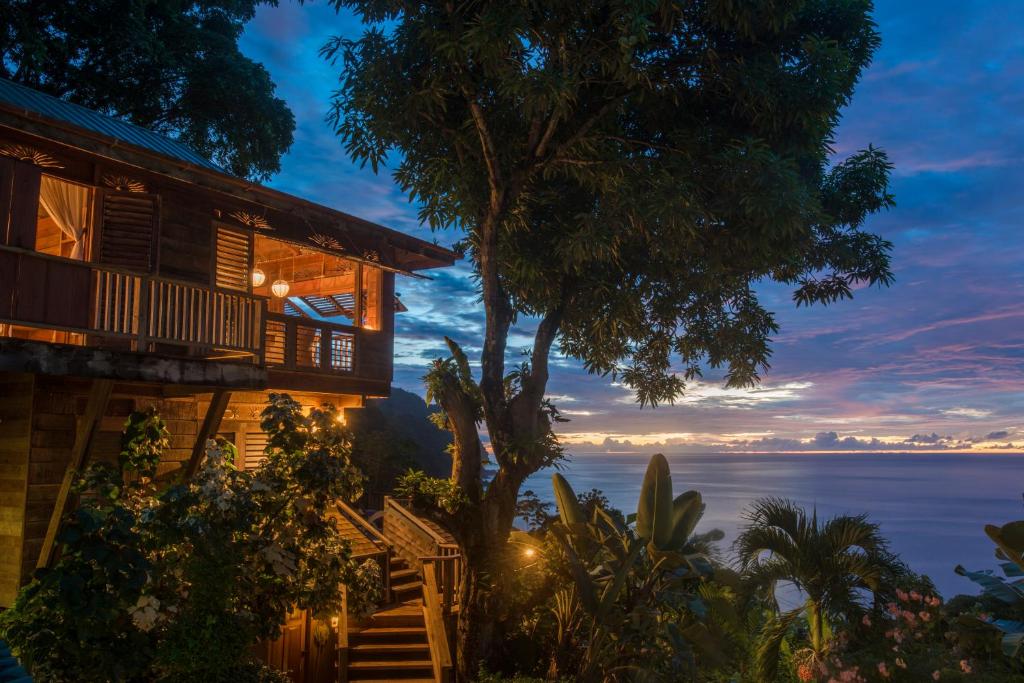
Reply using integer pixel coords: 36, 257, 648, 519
910, 591, 922, 601
932, 671, 941, 680
877, 662, 891, 678
862, 614, 872, 627
919, 610, 931, 621
896, 589, 909, 602
895, 658, 907, 669
887, 602, 900, 615
960, 659, 972, 674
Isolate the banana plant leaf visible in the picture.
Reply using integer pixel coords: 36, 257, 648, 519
955, 565, 1024, 604
1001, 632, 1024, 658
1001, 562, 1024, 577
636, 453, 673, 548
552, 473, 586, 526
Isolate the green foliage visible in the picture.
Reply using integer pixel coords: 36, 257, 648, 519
119, 408, 170, 478
955, 519, 1024, 660
395, 468, 469, 514
735, 498, 908, 679
508, 454, 726, 681
0, 395, 373, 682
324, 0, 895, 407
0, 0, 294, 180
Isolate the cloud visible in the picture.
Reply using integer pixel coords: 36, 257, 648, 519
941, 407, 994, 419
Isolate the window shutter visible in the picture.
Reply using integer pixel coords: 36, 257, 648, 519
3, 161, 41, 249
215, 225, 251, 290
98, 190, 158, 271
243, 430, 269, 470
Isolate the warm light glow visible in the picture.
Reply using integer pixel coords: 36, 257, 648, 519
330, 616, 339, 628
523, 547, 537, 559
251, 267, 266, 287
336, 412, 346, 425
271, 279, 290, 298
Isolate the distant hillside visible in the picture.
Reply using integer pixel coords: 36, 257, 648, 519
346, 388, 452, 489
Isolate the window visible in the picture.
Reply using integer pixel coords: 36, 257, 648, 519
35, 175, 92, 260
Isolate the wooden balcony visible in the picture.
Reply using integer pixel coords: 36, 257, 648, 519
0, 248, 392, 395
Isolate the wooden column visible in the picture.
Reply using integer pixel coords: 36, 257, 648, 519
183, 389, 231, 479
36, 378, 114, 569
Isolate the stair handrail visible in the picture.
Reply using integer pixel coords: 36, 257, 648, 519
419, 553, 461, 614
384, 496, 450, 547
421, 560, 454, 683
336, 499, 393, 549
337, 585, 350, 683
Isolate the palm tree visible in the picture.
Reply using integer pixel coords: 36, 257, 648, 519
734, 498, 903, 679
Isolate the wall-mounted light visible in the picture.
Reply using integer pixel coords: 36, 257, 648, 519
251, 268, 266, 287
271, 279, 290, 298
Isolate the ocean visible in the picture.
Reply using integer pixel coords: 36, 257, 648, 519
521, 451, 1024, 599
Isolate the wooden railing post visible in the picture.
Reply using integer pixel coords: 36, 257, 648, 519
136, 276, 150, 352
257, 300, 267, 365
421, 561, 453, 683
337, 585, 349, 683
285, 318, 297, 370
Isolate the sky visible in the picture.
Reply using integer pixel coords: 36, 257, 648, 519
239, 0, 1024, 454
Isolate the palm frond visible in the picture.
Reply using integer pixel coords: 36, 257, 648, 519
754, 607, 803, 682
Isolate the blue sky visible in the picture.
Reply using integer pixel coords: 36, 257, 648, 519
239, 1, 1024, 453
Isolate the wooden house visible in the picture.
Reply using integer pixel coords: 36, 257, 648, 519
0, 78, 462, 682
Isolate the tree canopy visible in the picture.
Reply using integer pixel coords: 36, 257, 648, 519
0, 0, 294, 180
326, 0, 894, 407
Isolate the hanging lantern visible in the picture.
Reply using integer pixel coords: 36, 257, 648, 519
251, 267, 266, 287
271, 279, 290, 298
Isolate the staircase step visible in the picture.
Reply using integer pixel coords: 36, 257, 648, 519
350, 642, 430, 661
350, 629, 427, 647
393, 581, 421, 598
369, 603, 424, 628
350, 626, 427, 641
348, 659, 433, 672
390, 567, 420, 582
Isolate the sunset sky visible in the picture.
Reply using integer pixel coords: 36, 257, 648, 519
240, 1, 1024, 453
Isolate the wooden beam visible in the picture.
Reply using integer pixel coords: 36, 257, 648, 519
37, 379, 114, 569
183, 389, 231, 479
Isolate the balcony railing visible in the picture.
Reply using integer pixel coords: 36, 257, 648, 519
0, 249, 390, 387
264, 312, 356, 373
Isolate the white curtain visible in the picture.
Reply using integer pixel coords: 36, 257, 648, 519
38, 176, 90, 259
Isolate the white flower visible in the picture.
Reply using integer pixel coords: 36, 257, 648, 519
130, 594, 161, 632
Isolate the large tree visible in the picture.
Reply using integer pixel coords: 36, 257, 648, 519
0, 0, 294, 180
324, 0, 894, 676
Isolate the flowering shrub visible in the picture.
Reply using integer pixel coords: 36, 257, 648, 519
0, 395, 376, 682
812, 587, 1024, 683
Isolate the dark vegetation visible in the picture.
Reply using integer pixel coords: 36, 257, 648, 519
0, 0, 294, 180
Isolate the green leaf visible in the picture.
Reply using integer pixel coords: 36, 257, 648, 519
636, 454, 673, 548
668, 490, 702, 550
552, 473, 585, 526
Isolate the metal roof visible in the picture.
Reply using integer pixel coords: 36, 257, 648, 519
0, 77, 223, 173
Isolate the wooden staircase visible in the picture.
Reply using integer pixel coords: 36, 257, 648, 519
389, 557, 422, 604
347, 601, 433, 682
